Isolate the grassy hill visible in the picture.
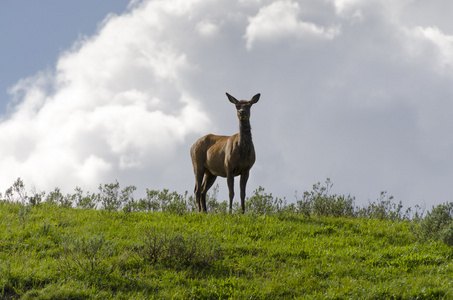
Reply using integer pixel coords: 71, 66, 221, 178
1, 179, 453, 299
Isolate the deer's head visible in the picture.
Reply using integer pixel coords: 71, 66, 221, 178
226, 93, 260, 121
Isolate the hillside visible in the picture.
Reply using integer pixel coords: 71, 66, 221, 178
1, 197, 453, 299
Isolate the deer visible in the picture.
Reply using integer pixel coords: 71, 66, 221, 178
190, 92, 260, 213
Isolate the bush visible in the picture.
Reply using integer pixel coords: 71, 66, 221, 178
357, 191, 407, 221
134, 229, 222, 271
205, 184, 228, 213
98, 181, 121, 211
45, 187, 73, 208
0, 177, 426, 222
418, 202, 453, 246
73, 187, 97, 210
5, 178, 28, 204
95, 181, 138, 212
247, 186, 287, 215
59, 233, 118, 274
295, 178, 356, 217
137, 189, 195, 213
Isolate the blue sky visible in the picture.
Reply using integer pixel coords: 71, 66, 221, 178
2, 0, 453, 209
0, 1, 130, 114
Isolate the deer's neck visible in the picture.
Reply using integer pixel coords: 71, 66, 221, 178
238, 119, 253, 148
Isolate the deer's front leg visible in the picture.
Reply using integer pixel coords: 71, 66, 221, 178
227, 172, 235, 213
240, 171, 249, 213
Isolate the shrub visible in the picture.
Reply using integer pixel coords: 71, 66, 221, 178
161, 190, 189, 214
247, 186, 287, 215
59, 233, 117, 273
0, 177, 422, 223
45, 187, 73, 208
98, 181, 122, 211
295, 178, 356, 217
137, 189, 160, 212
97, 181, 137, 212
28, 186, 45, 206
134, 229, 222, 270
357, 191, 406, 221
137, 189, 194, 213
5, 178, 28, 204
206, 184, 228, 213
73, 187, 97, 210
418, 202, 453, 246
120, 185, 138, 213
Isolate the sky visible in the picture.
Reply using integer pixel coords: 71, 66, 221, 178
1, 0, 453, 209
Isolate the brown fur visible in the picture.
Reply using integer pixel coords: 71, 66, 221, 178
190, 93, 260, 213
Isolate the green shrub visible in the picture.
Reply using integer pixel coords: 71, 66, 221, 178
136, 189, 160, 212
59, 233, 117, 273
137, 189, 195, 213
160, 190, 190, 214
73, 187, 97, 210
246, 186, 287, 215
5, 178, 28, 204
205, 184, 228, 213
96, 181, 138, 212
357, 191, 406, 221
98, 181, 122, 211
134, 229, 222, 271
295, 178, 356, 217
419, 202, 453, 246
0, 177, 432, 225
45, 187, 73, 208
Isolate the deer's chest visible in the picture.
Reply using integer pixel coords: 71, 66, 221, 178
228, 144, 255, 172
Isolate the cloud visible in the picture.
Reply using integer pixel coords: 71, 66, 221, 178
2, 0, 453, 208
0, 0, 210, 192
196, 20, 220, 37
407, 26, 453, 71
245, 0, 341, 50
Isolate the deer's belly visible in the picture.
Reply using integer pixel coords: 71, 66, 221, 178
206, 160, 255, 178
205, 144, 255, 177
205, 154, 228, 177
210, 169, 228, 177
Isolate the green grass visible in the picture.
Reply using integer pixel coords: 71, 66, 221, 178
2, 200, 453, 299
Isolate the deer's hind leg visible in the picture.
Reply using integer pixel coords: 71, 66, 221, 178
201, 171, 217, 212
193, 168, 205, 212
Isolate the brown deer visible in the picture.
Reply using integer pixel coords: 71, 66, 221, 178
190, 92, 260, 213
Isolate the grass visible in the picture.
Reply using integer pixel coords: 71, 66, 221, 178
1, 199, 453, 299
1, 178, 453, 299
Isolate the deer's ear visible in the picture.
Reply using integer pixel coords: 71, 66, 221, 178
250, 93, 260, 104
226, 93, 238, 104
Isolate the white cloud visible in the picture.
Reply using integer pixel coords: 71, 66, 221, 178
408, 26, 453, 70
332, 0, 362, 15
332, 0, 414, 24
0, 0, 210, 192
245, 0, 341, 50
197, 20, 220, 37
